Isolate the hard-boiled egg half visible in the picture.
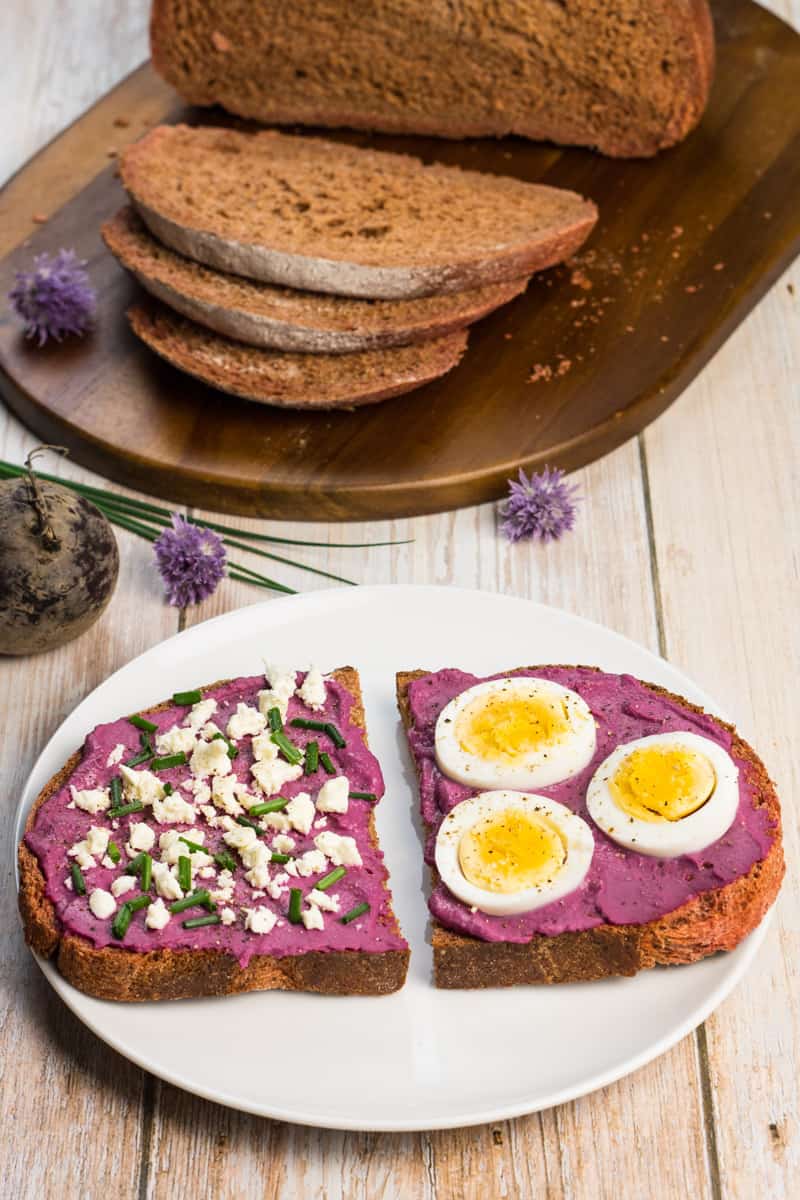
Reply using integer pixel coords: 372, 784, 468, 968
435, 790, 594, 916
434, 677, 597, 791
586, 731, 739, 858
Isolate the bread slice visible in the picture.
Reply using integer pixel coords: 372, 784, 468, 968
128, 300, 467, 410
150, 1, 714, 158
103, 207, 529, 354
119, 125, 597, 299
396, 668, 784, 988
19, 668, 409, 1001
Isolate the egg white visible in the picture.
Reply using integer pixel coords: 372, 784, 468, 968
586, 731, 739, 858
435, 790, 595, 916
434, 677, 597, 791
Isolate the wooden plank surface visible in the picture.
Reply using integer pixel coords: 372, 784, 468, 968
0, 3, 796, 1197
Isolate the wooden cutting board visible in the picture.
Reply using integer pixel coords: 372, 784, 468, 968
0, 0, 798, 521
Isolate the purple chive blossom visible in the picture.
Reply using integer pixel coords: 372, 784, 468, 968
153, 515, 227, 607
9, 249, 96, 345
499, 467, 581, 544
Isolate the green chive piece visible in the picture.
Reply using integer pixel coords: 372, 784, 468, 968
179, 836, 206, 855
107, 841, 121, 865
183, 914, 222, 929
139, 853, 153, 892
177, 855, 192, 892
109, 776, 123, 807
211, 731, 239, 759
349, 791, 378, 802
270, 852, 292, 864
111, 904, 133, 939
173, 689, 202, 706
129, 714, 157, 734
270, 730, 303, 765
288, 888, 303, 924
340, 902, 369, 925
127, 893, 151, 914
235, 815, 262, 832
316, 866, 346, 892
127, 852, 146, 876
70, 863, 86, 895
214, 851, 237, 873
169, 889, 211, 915
267, 706, 283, 732
124, 748, 153, 768
163, 782, 174, 796
324, 723, 346, 749
108, 801, 145, 819
290, 718, 328, 733
319, 752, 335, 775
151, 752, 187, 771
247, 797, 288, 816
304, 740, 319, 774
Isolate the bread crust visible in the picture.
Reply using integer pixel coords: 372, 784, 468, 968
18, 668, 409, 1001
396, 668, 784, 988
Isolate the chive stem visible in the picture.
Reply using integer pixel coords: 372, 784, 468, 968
169, 889, 212, 914
151, 752, 187, 771
340, 902, 369, 925
290, 718, 329, 733
247, 797, 288, 816
70, 863, 86, 895
349, 791, 378, 802
107, 841, 121, 865
139, 853, 153, 892
270, 730, 303, 765
109, 776, 123, 807
183, 914, 222, 929
319, 752, 336, 775
316, 866, 346, 892
108, 801, 145, 819
270, 852, 292, 864
304, 741, 319, 774
129, 714, 158, 734
288, 888, 303, 924
177, 856, 192, 892
267, 706, 283, 733
172, 689, 202, 706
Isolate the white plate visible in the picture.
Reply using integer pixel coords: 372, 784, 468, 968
14, 585, 771, 1131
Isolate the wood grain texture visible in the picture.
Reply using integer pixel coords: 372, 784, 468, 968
0, 0, 798, 519
0, 2, 797, 1198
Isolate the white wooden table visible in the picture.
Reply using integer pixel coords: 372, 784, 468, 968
1, 4, 797, 1196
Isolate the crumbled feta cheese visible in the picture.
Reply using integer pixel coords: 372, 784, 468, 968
197, 865, 217, 880
294, 849, 328, 877
314, 816, 328, 829
220, 907, 236, 926
152, 792, 197, 825
101, 855, 117, 869
308, 888, 340, 913
64, 877, 73, 891
189, 737, 232, 780
251, 730, 279, 763
210, 813, 237, 831
85, 826, 111, 857
199, 804, 217, 823
182, 777, 211, 805
119, 765, 165, 806
285, 792, 315, 835
301, 905, 325, 931
266, 876, 287, 901
69, 786, 111, 815
261, 812, 291, 832
127, 822, 155, 852
272, 834, 295, 854
152, 861, 184, 901
155, 724, 197, 756
316, 776, 349, 814
297, 665, 327, 711
211, 774, 245, 816
158, 829, 210, 867
111, 875, 137, 898
211, 870, 235, 903
283, 859, 299, 877
105, 743, 126, 767
89, 888, 116, 919
245, 906, 278, 935
199, 720, 222, 741
251, 757, 303, 796
184, 698, 217, 730
314, 831, 362, 867
226, 702, 266, 741
223, 825, 258, 853
145, 898, 171, 931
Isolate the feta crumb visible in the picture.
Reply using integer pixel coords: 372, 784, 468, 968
308, 888, 340, 913
314, 831, 362, 867
69, 785, 111, 815
266, 875, 288, 901
251, 890, 266, 899
85, 826, 110, 857
283, 859, 299, 877
88, 888, 116, 920
184, 698, 217, 730
316, 776, 349, 814
197, 865, 217, 880
101, 855, 117, 870
105, 743, 126, 767
260, 812, 291, 832
223, 825, 258, 853
152, 861, 184, 901
226, 702, 266, 741
251, 730, 279, 763
155, 724, 197, 756
297, 665, 327, 711
152, 792, 197, 825
182, 777, 211, 805
220, 907, 236, 926
314, 816, 328, 829
257, 688, 289, 721
199, 720, 222, 741
119, 765, 165, 806
189, 737, 232, 780
111, 875, 137, 898
301, 905, 325, 931
199, 804, 217, 823
211, 870, 235, 903
251, 757, 303, 796
211, 774, 245, 816
294, 849, 328, 877
68, 839, 96, 871
272, 834, 295, 854
145, 898, 171, 931
285, 792, 315, 835
127, 821, 155, 852
244, 906, 278, 935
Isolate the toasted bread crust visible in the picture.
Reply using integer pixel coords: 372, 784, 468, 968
19, 668, 409, 1001
396, 667, 784, 988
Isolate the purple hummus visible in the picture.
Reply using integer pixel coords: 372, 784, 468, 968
406, 667, 777, 944
26, 671, 407, 967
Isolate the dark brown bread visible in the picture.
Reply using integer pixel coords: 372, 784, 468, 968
128, 300, 468, 410
18, 668, 410, 1002
103, 207, 530, 354
396, 668, 784, 988
150, 1, 714, 158
120, 125, 597, 299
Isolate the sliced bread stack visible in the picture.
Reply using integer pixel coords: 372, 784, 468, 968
111, 124, 598, 410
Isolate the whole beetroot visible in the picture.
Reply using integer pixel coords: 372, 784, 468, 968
0, 459, 119, 656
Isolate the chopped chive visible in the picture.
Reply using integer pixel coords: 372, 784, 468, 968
304, 740, 319, 774
214, 850, 237, 873
111, 904, 132, 939
173, 689, 202, 706
169, 889, 211, 914
270, 730, 303, 765
108, 801, 145, 819
211, 731, 239, 759
129, 714, 157, 734
107, 841, 121, 865
124, 748, 153, 768
139, 853, 153, 892
70, 863, 86, 895
179, 836, 207, 855
319, 752, 335, 775
288, 888, 303, 924
127, 894, 151, 913
340, 902, 369, 925
324, 723, 346, 749
316, 866, 346, 892
247, 797, 288, 816
109, 776, 123, 807
349, 791, 378, 802
267, 706, 283, 732
163, 782, 173, 796
177, 856, 192, 892
127, 852, 146, 876
270, 852, 292, 864
236, 815, 262, 832
183, 914, 221, 929
151, 752, 187, 771
290, 718, 328, 733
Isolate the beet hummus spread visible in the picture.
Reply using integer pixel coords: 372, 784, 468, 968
26, 669, 407, 968
406, 667, 777, 944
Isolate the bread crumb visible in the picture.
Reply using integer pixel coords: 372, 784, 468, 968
671, 225, 684, 239
713, 262, 726, 271
570, 268, 592, 291
113, 116, 130, 128
107, 148, 117, 157
211, 30, 232, 52
788, 283, 795, 297
660, 335, 670, 343
529, 363, 553, 384
32, 213, 48, 224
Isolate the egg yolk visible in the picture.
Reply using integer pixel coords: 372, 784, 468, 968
456, 691, 573, 762
458, 809, 567, 893
609, 745, 716, 823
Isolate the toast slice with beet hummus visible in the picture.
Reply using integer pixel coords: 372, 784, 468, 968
396, 666, 783, 988
19, 666, 409, 1001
